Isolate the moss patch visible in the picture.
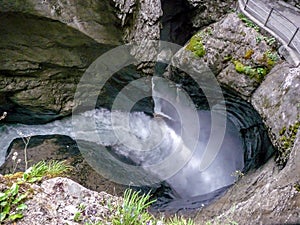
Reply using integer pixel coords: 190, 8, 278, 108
186, 35, 206, 57
276, 121, 300, 167
244, 49, 254, 59
233, 60, 268, 82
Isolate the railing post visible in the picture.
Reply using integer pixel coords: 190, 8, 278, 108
288, 27, 299, 47
264, 8, 273, 27
244, 0, 249, 10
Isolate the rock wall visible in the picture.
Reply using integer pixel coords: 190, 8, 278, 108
0, 12, 113, 123
0, 0, 237, 122
177, 12, 300, 225
0, 0, 123, 45
0, 0, 299, 224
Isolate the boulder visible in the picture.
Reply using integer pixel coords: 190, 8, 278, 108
18, 177, 122, 225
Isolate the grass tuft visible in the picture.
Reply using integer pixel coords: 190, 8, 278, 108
22, 160, 72, 183
112, 189, 156, 225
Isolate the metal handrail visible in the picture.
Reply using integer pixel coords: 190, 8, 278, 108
243, 0, 300, 54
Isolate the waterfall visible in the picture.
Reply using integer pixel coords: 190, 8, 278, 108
0, 78, 244, 199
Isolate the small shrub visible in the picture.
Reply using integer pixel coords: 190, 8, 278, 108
265, 37, 276, 46
256, 35, 277, 46
265, 50, 279, 62
256, 35, 263, 43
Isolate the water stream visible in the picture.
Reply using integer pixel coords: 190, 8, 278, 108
0, 77, 245, 202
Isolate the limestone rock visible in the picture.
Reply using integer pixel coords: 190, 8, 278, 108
193, 58, 299, 225
0, 12, 113, 123
174, 13, 281, 99
113, 0, 162, 74
0, 0, 123, 45
188, 0, 237, 29
195, 131, 300, 225
18, 177, 122, 225
252, 63, 300, 166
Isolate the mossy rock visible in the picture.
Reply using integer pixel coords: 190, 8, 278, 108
244, 49, 254, 59
233, 60, 245, 73
276, 121, 300, 167
186, 35, 206, 57
233, 60, 268, 82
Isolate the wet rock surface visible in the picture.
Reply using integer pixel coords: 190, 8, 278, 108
0, 13, 151, 124
0, 12, 112, 124
195, 131, 300, 225
162, 11, 299, 224
0, 0, 123, 45
0, 135, 126, 197
0, 0, 299, 224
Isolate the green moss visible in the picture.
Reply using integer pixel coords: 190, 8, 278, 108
223, 55, 232, 62
186, 35, 206, 57
258, 50, 279, 70
276, 121, 300, 167
233, 60, 245, 73
295, 183, 300, 192
233, 60, 267, 82
233, 60, 269, 83
244, 49, 254, 59
237, 13, 260, 31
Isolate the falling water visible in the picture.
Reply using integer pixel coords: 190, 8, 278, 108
0, 78, 244, 200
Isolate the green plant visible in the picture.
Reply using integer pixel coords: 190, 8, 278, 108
256, 67, 266, 75
294, 183, 300, 192
73, 203, 87, 222
256, 35, 277, 46
0, 160, 72, 223
0, 183, 27, 223
233, 60, 267, 82
238, 13, 260, 32
223, 55, 233, 62
276, 121, 300, 167
256, 35, 263, 43
233, 60, 245, 73
22, 160, 72, 183
168, 215, 195, 225
265, 50, 279, 62
206, 27, 213, 35
112, 189, 156, 225
74, 211, 83, 222
186, 35, 206, 57
265, 37, 276, 46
